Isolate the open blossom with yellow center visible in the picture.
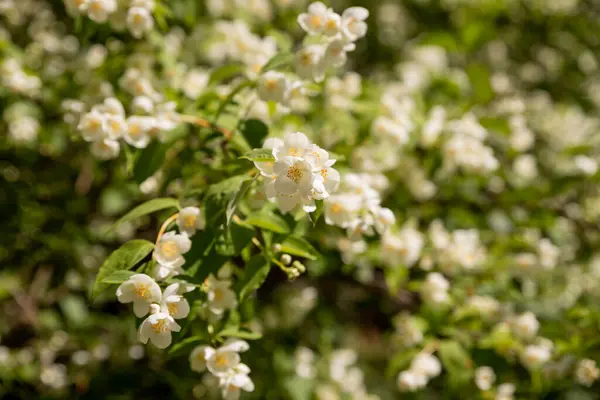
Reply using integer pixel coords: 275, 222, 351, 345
160, 283, 190, 320
124, 116, 153, 148
153, 231, 191, 267
176, 206, 205, 237
139, 312, 181, 349
188, 339, 250, 376
298, 2, 330, 34
206, 275, 237, 314
257, 71, 290, 104
116, 274, 162, 317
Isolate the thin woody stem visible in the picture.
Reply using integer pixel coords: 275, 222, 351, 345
179, 114, 233, 140
155, 213, 180, 246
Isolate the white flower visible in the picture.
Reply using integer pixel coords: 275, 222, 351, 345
182, 68, 209, 100
475, 366, 496, 391
373, 207, 395, 235
160, 283, 190, 319
298, 2, 330, 35
78, 109, 108, 142
257, 71, 290, 104
177, 206, 205, 236
138, 312, 181, 349
421, 106, 446, 147
127, 6, 154, 39
372, 116, 410, 146
382, 225, 423, 267
219, 363, 255, 400
575, 359, 599, 387
153, 231, 192, 272
323, 38, 352, 68
124, 116, 154, 148
91, 138, 120, 160
397, 370, 427, 392
83, 0, 117, 23
410, 353, 441, 379
341, 7, 369, 41
190, 339, 249, 375
521, 344, 551, 369
274, 131, 310, 159
295, 45, 325, 81
512, 311, 539, 340
496, 383, 515, 400
273, 156, 314, 195
574, 155, 598, 176
421, 272, 450, 305
324, 194, 362, 228
116, 274, 161, 317
206, 275, 238, 314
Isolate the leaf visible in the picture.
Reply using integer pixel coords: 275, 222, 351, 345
133, 141, 168, 184
217, 326, 263, 340
309, 199, 324, 226
261, 52, 294, 73
438, 340, 473, 385
205, 175, 251, 228
59, 295, 89, 328
101, 270, 137, 284
215, 79, 255, 121
226, 176, 256, 225
240, 119, 269, 149
92, 240, 154, 299
111, 198, 180, 231
209, 64, 245, 86
235, 255, 271, 300
245, 211, 290, 234
280, 236, 320, 260
239, 148, 275, 163
168, 336, 204, 356
385, 266, 408, 294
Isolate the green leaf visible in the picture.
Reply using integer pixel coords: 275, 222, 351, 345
168, 336, 204, 356
209, 64, 245, 86
226, 176, 256, 225
92, 240, 155, 299
245, 211, 290, 234
261, 52, 294, 73
235, 255, 271, 300
309, 199, 324, 226
240, 119, 269, 149
215, 79, 255, 122
59, 295, 89, 328
280, 236, 320, 260
385, 266, 408, 294
240, 148, 275, 163
101, 270, 137, 284
217, 326, 263, 340
438, 340, 473, 385
111, 198, 180, 231
133, 141, 168, 184
205, 175, 251, 228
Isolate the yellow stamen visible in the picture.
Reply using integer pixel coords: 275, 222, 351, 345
287, 165, 303, 183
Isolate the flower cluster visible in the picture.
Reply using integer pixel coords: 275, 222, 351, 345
397, 351, 441, 392
153, 206, 204, 280
66, 0, 155, 38
295, 2, 368, 82
190, 340, 254, 400
116, 275, 190, 349
254, 132, 340, 213
76, 97, 181, 160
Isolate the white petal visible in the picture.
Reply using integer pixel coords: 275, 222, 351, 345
133, 301, 151, 318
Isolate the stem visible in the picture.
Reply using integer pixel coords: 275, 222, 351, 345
155, 213, 180, 246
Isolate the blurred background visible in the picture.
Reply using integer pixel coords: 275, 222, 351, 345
3, 0, 600, 399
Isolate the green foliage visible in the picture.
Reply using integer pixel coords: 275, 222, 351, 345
92, 240, 154, 299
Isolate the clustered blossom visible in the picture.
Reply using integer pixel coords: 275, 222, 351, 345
295, 2, 369, 82
76, 97, 181, 160
66, 0, 155, 38
190, 340, 254, 400
324, 173, 395, 238
397, 351, 441, 392
153, 207, 204, 280
253, 132, 340, 213
1, 59, 42, 97
116, 275, 190, 349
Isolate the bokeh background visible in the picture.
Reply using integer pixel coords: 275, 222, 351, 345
3, 0, 600, 399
